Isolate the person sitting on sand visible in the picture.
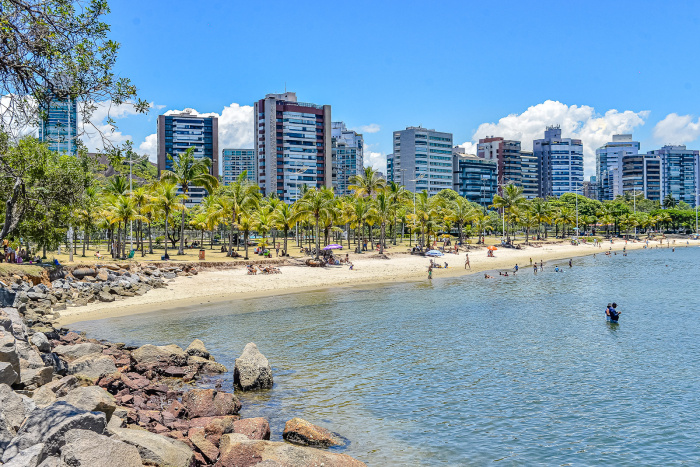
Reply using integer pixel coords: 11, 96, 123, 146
95, 250, 103, 259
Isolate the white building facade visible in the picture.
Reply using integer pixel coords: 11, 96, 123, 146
331, 122, 363, 196
390, 126, 453, 194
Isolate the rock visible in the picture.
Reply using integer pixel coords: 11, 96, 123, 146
2, 443, 44, 467
0, 383, 36, 431
187, 355, 227, 374
53, 343, 102, 362
19, 366, 53, 390
233, 418, 270, 440
67, 355, 116, 381
216, 439, 366, 467
0, 331, 20, 384
37, 456, 64, 467
111, 427, 195, 467
1, 401, 106, 463
30, 333, 51, 353
233, 343, 273, 391
218, 433, 253, 453
32, 376, 79, 407
58, 386, 116, 422
188, 427, 219, 463
282, 418, 343, 447
185, 339, 210, 359
60, 429, 142, 467
181, 389, 241, 418
97, 291, 114, 302
95, 269, 110, 282
132, 344, 187, 366
0, 362, 18, 386
71, 268, 95, 280
1, 412, 13, 457
40, 352, 68, 376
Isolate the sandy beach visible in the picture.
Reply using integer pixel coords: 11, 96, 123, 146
58, 238, 698, 325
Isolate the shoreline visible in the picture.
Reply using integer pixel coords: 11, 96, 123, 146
58, 239, 698, 326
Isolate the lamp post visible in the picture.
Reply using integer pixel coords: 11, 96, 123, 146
409, 174, 426, 245
122, 151, 136, 254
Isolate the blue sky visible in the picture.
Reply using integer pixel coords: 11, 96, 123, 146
101, 0, 700, 177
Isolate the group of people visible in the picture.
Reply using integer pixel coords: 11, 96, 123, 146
1, 239, 33, 264
605, 302, 621, 323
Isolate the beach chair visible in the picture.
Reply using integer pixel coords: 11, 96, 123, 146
127, 249, 135, 259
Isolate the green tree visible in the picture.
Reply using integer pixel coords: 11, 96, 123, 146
295, 188, 335, 259
217, 171, 260, 256
151, 182, 185, 258
349, 167, 386, 198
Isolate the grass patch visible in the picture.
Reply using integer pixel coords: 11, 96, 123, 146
0, 263, 46, 278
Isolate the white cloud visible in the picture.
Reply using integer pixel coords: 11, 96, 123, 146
353, 123, 381, 134
652, 113, 700, 144
80, 100, 162, 153
139, 133, 158, 163
363, 143, 386, 174
459, 100, 650, 177
457, 141, 478, 156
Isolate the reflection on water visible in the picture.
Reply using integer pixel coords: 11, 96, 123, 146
72, 247, 700, 466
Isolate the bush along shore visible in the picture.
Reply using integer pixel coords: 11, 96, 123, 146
0, 304, 365, 466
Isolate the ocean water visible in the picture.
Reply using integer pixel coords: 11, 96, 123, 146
71, 246, 700, 466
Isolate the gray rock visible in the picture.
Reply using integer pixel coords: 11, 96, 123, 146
0, 331, 20, 384
30, 333, 51, 353
40, 353, 68, 376
32, 376, 79, 408
234, 342, 273, 391
187, 355, 227, 374
2, 442, 45, 467
1, 402, 106, 463
27, 291, 48, 300
131, 344, 186, 366
53, 343, 102, 362
60, 429, 142, 467
0, 362, 18, 386
37, 457, 63, 467
58, 386, 116, 422
96, 292, 114, 303
16, 341, 45, 369
185, 339, 210, 359
0, 383, 36, 431
19, 366, 53, 390
110, 427, 194, 467
66, 355, 116, 381
217, 439, 366, 467
71, 269, 95, 280
1, 412, 13, 457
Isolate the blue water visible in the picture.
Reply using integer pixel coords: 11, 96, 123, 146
71, 247, 700, 465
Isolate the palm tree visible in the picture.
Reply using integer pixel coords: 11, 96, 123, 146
160, 147, 219, 255
530, 198, 551, 239
73, 186, 99, 257
217, 172, 260, 256
237, 214, 254, 260
130, 186, 151, 256
471, 211, 493, 244
663, 194, 678, 209
371, 192, 393, 254
152, 182, 186, 258
272, 202, 296, 255
107, 195, 144, 258
448, 197, 475, 245
387, 181, 410, 245
295, 187, 335, 258
414, 191, 443, 247
491, 184, 527, 242
254, 206, 275, 245
349, 166, 386, 198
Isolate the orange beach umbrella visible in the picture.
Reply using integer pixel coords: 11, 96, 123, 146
488, 246, 498, 251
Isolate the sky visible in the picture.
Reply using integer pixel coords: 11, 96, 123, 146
95, 0, 700, 178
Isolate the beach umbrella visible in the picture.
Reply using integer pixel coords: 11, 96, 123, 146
487, 246, 498, 251
426, 250, 444, 257
322, 244, 343, 250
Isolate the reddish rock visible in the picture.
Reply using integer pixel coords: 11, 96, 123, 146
182, 389, 241, 419
215, 440, 366, 467
153, 422, 170, 434
121, 373, 150, 390
233, 418, 270, 440
188, 427, 220, 463
119, 394, 134, 405
282, 417, 343, 447
163, 366, 188, 377
62, 332, 82, 343
166, 400, 186, 417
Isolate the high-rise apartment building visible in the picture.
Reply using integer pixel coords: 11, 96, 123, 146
390, 126, 453, 194
595, 134, 640, 201
222, 149, 255, 185
452, 147, 497, 207
642, 155, 661, 202
331, 122, 363, 196
476, 137, 539, 198
254, 92, 331, 203
647, 145, 699, 206
39, 97, 78, 155
157, 110, 219, 206
533, 126, 584, 198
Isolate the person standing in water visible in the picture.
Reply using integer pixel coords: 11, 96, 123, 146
569, 259, 572, 268
608, 302, 620, 322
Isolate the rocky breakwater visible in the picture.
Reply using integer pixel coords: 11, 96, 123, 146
0, 307, 366, 466
2, 263, 199, 322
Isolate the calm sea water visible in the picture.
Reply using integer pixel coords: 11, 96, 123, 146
71, 246, 700, 466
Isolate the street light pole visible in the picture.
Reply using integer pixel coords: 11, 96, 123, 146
129, 150, 133, 254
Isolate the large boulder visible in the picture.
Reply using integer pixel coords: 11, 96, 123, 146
283, 417, 343, 447
53, 343, 102, 362
185, 339, 210, 359
132, 344, 187, 366
32, 376, 79, 407
0, 383, 36, 431
0, 331, 20, 384
111, 427, 195, 467
67, 354, 116, 381
71, 268, 96, 280
1, 401, 106, 464
60, 429, 142, 467
187, 355, 227, 374
58, 386, 116, 422
19, 366, 53, 390
215, 439, 366, 467
1, 412, 13, 457
188, 427, 219, 464
232, 417, 270, 440
181, 389, 241, 418
233, 343, 273, 391
30, 332, 51, 353
0, 362, 18, 386
2, 443, 44, 467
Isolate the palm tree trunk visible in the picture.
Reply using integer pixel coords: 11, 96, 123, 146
82, 226, 87, 257
315, 216, 321, 259
164, 216, 169, 257
178, 197, 186, 255
379, 224, 385, 254
244, 231, 249, 259
283, 228, 288, 255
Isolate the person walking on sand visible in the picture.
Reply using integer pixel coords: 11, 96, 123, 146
530, 257, 533, 266
464, 254, 470, 269
428, 265, 433, 280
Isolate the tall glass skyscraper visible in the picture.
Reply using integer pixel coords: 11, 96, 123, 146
222, 149, 255, 185
533, 126, 584, 198
39, 98, 78, 155
647, 145, 699, 207
331, 122, 363, 196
